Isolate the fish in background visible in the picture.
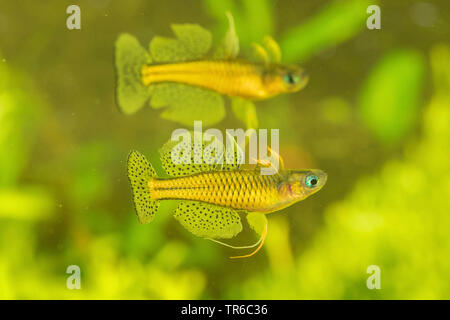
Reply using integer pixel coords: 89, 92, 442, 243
114, 13, 309, 126
127, 133, 326, 258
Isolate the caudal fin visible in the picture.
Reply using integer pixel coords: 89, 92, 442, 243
115, 34, 151, 115
127, 150, 160, 224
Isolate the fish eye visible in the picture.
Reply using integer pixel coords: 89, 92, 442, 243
305, 174, 319, 188
283, 72, 299, 85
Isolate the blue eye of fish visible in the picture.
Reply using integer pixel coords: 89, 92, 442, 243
283, 73, 299, 85
305, 175, 319, 188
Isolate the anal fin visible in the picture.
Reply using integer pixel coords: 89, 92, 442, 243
174, 201, 242, 239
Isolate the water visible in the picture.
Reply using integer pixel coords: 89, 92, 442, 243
0, 0, 449, 299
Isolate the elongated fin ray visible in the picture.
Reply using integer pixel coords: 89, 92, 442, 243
219, 130, 245, 171
159, 131, 222, 177
246, 212, 267, 236
213, 11, 239, 59
174, 201, 243, 239
251, 43, 269, 65
230, 213, 268, 259
263, 36, 282, 63
159, 131, 244, 177
207, 236, 262, 250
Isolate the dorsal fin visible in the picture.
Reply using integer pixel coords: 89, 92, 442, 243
213, 12, 239, 60
159, 130, 244, 177
149, 24, 212, 63
217, 130, 245, 171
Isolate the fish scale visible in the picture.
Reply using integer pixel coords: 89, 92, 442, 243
149, 170, 282, 212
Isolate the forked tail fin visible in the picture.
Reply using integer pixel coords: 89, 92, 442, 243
127, 150, 160, 224
115, 34, 151, 115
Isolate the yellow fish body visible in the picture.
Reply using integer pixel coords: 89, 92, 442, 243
148, 168, 325, 213
127, 147, 326, 257
141, 60, 309, 100
115, 33, 309, 116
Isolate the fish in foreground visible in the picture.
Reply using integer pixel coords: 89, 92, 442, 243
127, 136, 326, 258
115, 13, 309, 116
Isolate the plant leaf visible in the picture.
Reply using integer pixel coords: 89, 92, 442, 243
280, 0, 375, 62
359, 50, 425, 144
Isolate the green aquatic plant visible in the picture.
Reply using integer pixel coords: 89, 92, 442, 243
0, 53, 54, 220
280, 0, 377, 62
206, 0, 377, 63
359, 50, 425, 145
204, 0, 273, 46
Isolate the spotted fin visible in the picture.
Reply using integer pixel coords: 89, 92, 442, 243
159, 131, 222, 177
218, 130, 245, 171
150, 83, 225, 126
149, 24, 212, 63
147, 22, 225, 126
174, 201, 243, 239
251, 43, 269, 65
159, 130, 244, 177
115, 34, 152, 114
127, 151, 160, 224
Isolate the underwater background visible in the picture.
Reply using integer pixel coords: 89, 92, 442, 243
0, 0, 449, 299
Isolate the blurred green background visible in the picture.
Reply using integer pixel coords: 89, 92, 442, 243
0, 0, 449, 299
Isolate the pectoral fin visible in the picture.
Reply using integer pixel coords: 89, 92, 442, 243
230, 97, 259, 129
246, 212, 268, 236
229, 212, 268, 259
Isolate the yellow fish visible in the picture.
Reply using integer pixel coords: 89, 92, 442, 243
114, 18, 309, 118
141, 60, 308, 100
127, 136, 326, 258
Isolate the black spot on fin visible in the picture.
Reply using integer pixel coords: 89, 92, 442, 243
127, 150, 159, 224
115, 34, 152, 115
174, 201, 242, 239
